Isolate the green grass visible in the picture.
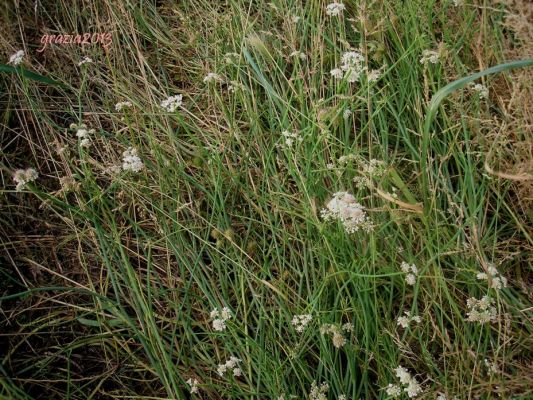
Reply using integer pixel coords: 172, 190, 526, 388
1, 0, 532, 399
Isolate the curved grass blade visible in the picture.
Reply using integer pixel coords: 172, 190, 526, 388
420, 58, 533, 208
423, 59, 533, 135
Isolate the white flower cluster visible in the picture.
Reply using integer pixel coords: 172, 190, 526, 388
160, 94, 183, 112
334, 51, 365, 83
470, 83, 489, 99
78, 56, 93, 66
210, 307, 232, 331
321, 192, 372, 234
71, 123, 94, 148
277, 130, 303, 150
394, 366, 423, 398
330, 51, 383, 83
59, 176, 79, 192
13, 168, 38, 191
396, 311, 421, 329
400, 261, 418, 286
291, 314, 312, 333
325, 2, 345, 16
484, 358, 499, 374
320, 323, 353, 348
386, 383, 402, 397
186, 378, 199, 394
203, 72, 222, 83
466, 296, 497, 324
8, 50, 24, 66
353, 158, 387, 188
309, 381, 329, 400
122, 147, 144, 172
217, 356, 242, 377
476, 263, 507, 290
420, 50, 440, 65
115, 101, 133, 111
289, 50, 307, 61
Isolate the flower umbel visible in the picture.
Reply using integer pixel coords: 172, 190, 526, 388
291, 314, 312, 333
420, 49, 440, 64
210, 307, 232, 331
325, 2, 345, 17
396, 311, 422, 329
186, 378, 199, 394
160, 95, 183, 112
400, 261, 418, 286
476, 263, 507, 290
8, 50, 24, 66
122, 147, 144, 172
466, 295, 497, 324
217, 356, 242, 377
309, 381, 329, 400
115, 101, 133, 111
13, 168, 38, 191
321, 192, 372, 234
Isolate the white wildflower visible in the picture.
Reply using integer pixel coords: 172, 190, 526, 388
203, 72, 222, 83
212, 319, 226, 331
78, 56, 93, 66
484, 358, 499, 374
330, 68, 344, 79
278, 130, 303, 150
420, 50, 440, 64
470, 83, 489, 99
8, 50, 24, 66
210, 307, 232, 331
115, 101, 133, 111
343, 109, 352, 119
309, 381, 329, 400
186, 378, 199, 394
332, 331, 347, 348
13, 168, 38, 191
466, 295, 497, 324
400, 262, 418, 286
476, 263, 507, 290
367, 68, 382, 82
405, 274, 416, 286
341, 51, 364, 70
292, 15, 301, 23
217, 356, 242, 377
394, 366, 412, 385
122, 147, 144, 172
290, 50, 307, 60
291, 314, 312, 333
342, 322, 354, 332
394, 366, 422, 398
326, 2, 346, 17
397, 311, 421, 329
160, 94, 183, 112
386, 384, 402, 397
338, 395, 347, 400
73, 124, 95, 148
321, 191, 372, 233
405, 380, 422, 398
